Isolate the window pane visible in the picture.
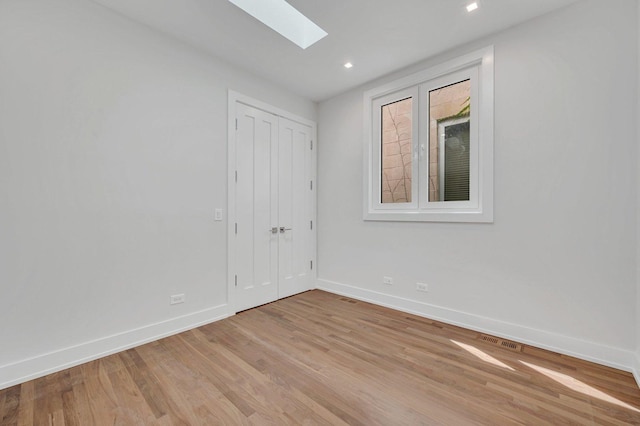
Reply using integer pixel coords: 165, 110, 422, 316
381, 97, 412, 203
428, 80, 470, 202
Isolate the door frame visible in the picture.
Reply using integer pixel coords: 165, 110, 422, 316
227, 90, 317, 314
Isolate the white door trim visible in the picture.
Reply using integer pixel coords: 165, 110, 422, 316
227, 90, 317, 314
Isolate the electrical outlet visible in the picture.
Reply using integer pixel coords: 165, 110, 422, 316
383, 276, 393, 286
416, 283, 428, 292
170, 294, 186, 305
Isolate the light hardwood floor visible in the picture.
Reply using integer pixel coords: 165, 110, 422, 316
2, 290, 640, 425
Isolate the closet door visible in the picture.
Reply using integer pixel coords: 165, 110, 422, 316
233, 101, 315, 312
235, 103, 279, 312
278, 118, 313, 299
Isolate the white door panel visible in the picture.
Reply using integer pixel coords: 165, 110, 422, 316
235, 103, 279, 312
278, 118, 312, 299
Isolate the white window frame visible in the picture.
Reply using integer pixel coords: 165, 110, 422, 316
363, 46, 494, 223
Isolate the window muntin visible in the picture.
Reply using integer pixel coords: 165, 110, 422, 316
363, 46, 493, 222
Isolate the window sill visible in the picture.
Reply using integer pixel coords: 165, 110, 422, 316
363, 208, 493, 223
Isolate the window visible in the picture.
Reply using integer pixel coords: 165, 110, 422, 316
363, 46, 494, 222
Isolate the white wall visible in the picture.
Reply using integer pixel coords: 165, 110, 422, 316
318, 0, 638, 370
0, 0, 315, 389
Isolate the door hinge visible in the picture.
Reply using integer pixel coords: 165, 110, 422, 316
310, 140, 313, 150
235, 223, 238, 234
235, 170, 238, 182
310, 260, 313, 270
310, 220, 313, 230
235, 274, 237, 287
235, 118, 238, 130
310, 180, 313, 190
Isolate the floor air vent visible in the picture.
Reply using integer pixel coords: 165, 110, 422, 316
479, 334, 523, 352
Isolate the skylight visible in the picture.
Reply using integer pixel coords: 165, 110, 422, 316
228, 0, 328, 49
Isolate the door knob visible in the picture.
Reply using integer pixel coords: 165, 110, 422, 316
270, 227, 278, 234
279, 227, 292, 233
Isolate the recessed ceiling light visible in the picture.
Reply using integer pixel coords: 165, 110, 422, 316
344, 62, 353, 69
466, 2, 479, 12
228, 0, 328, 49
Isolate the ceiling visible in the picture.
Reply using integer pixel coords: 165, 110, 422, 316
91, 0, 580, 102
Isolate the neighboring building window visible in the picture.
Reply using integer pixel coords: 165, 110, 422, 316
363, 46, 494, 222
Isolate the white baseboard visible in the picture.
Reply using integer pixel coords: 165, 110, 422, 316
0, 304, 231, 391
632, 353, 640, 389
317, 279, 634, 373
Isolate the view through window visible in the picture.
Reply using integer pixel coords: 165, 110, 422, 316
381, 97, 413, 203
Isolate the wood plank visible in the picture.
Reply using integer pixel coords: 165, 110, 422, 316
15, 382, 34, 426
0, 384, 20, 425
